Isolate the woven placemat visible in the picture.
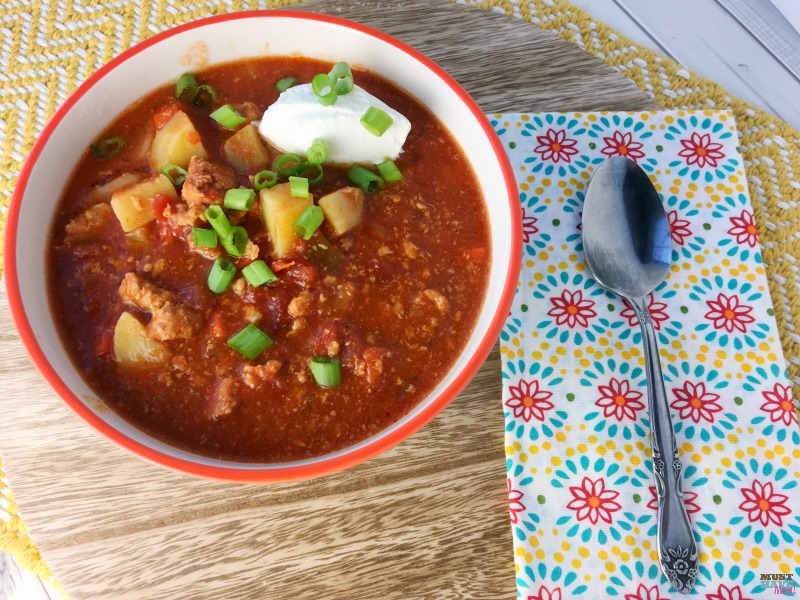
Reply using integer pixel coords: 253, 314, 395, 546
1, 0, 798, 592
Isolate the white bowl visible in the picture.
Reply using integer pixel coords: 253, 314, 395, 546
6, 11, 521, 482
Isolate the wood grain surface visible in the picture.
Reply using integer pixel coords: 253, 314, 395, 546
0, 2, 655, 598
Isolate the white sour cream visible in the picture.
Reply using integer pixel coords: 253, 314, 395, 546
258, 84, 411, 164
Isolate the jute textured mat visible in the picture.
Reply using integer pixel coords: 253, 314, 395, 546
1, 0, 798, 592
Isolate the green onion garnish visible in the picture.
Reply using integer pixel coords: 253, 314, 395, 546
275, 153, 302, 177
275, 77, 297, 92
193, 84, 216, 107
293, 205, 324, 240
311, 73, 337, 106
376, 159, 403, 183
347, 166, 384, 193
307, 138, 327, 165
192, 228, 217, 248
176, 73, 199, 102
204, 205, 233, 239
328, 62, 354, 95
208, 256, 236, 294
228, 323, 273, 360
289, 176, 309, 198
90, 136, 126, 159
242, 260, 278, 287
253, 170, 278, 191
223, 188, 256, 211
360, 106, 393, 137
160, 163, 188, 186
309, 357, 341, 387
295, 162, 324, 185
210, 104, 247, 129
221, 226, 248, 257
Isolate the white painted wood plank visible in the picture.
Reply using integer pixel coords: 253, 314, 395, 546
573, 0, 800, 130
719, 0, 800, 80
0, 552, 63, 600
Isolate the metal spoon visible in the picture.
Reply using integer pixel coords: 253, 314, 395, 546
582, 156, 697, 594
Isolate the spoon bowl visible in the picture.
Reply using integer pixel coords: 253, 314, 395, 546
582, 156, 697, 594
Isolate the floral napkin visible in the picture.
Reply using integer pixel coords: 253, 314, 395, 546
492, 111, 800, 600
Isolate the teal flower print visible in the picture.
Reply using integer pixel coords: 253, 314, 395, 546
521, 114, 603, 177
663, 115, 739, 182
711, 194, 763, 263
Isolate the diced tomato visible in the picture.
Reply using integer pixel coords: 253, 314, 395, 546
270, 259, 295, 272
187, 130, 201, 144
93, 330, 113, 356
466, 247, 487, 262
206, 313, 228, 339
153, 102, 181, 130
152, 193, 172, 219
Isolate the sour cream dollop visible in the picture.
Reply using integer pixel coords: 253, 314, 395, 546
258, 84, 411, 164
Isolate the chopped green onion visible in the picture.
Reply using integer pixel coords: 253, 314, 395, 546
328, 62, 354, 95
293, 205, 324, 240
221, 226, 248, 257
227, 323, 273, 360
295, 162, 324, 185
253, 170, 278, 191
289, 176, 309, 198
311, 73, 337, 106
192, 228, 217, 248
204, 205, 233, 239
376, 159, 403, 183
223, 188, 256, 211
193, 84, 216, 107
242, 260, 278, 287
175, 73, 199, 102
160, 163, 187, 186
309, 357, 341, 387
208, 256, 236, 294
210, 104, 247, 129
307, 138, 327, 165
360, 106, 393, 137
275, 153, 302, 177
90, 136, 126, 159
275, 76, 297, 92
347, 166, 384, 193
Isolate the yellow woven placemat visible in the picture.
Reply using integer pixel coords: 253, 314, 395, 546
1, 0, 799, 593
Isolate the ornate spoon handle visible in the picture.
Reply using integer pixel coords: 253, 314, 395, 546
630, 297, 697, 594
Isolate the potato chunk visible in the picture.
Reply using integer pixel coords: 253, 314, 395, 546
89, 173, 142, 204
113, 312, 169, 367
149, 110, 207, 170
110, 174, 178, 233
260, 183, 313, 258
318, 187, 364, 236
222, 124, 270, 172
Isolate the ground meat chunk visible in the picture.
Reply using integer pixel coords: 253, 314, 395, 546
64, 203, 113, 244
288, 291, 312, 318
417, 289, 449, 314
352, 347, 386, 386
230, 102, 261, 122
118, 272, 200, 340
164, 203, 205, 228
206, 377, 236, 419
241, 360, 282, 389
182, 156, 236, 209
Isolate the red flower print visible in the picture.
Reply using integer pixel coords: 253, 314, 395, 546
547, 289, 597, 329
739, 479, 792, 527
620, 294, 669, 331
705, 583, 753, 600
567, 476, 622, 524
534, 128, 579, 163
678, 132, 725, 168
596, 377, 645, 422
522, 207, 539, 244
528, 585, 562, 600
506, 379, 554, 422
704, 293, 755, 333
670, 381, 723, 424
647, 487, 701, 515
625, 583, 670, 600
727, 209, 759, 248
667, 210, 692, 246
508, 478, 526, 525
760, 383, 797, 426
601, 131, 645, 161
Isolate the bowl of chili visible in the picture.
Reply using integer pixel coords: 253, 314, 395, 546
6, 11, 521, 482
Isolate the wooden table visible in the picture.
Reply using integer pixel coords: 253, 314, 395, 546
0, 2, 655, 598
